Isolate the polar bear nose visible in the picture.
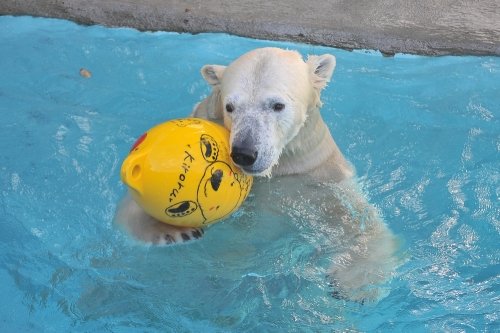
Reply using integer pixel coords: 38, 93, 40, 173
231, 146, 258, 167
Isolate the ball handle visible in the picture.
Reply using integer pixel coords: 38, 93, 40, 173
121, 152, 146, 195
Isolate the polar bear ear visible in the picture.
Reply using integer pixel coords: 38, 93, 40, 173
307, 54, 336, 90
201, 65, 226, 87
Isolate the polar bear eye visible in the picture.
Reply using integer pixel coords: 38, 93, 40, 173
225, 103, 235, 113
272, 102, 285, 112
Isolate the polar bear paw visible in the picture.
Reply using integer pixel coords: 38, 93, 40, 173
327, 273, 387, 305
327, 235, 398, 303
147, 223, 205, 246
115, 195, 205, 246
120, 213, 205, 246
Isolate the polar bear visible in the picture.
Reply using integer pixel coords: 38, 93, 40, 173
116, 47, 399, 302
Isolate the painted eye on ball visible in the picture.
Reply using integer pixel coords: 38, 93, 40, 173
225, 103, 234, 113
272, 102, 285, 112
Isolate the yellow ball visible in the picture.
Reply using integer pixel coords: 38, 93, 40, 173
120, 118, 253, 228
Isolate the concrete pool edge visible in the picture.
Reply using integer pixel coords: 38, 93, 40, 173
1, 0, 500, 56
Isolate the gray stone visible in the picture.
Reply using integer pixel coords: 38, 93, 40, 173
1, 0, 499, 55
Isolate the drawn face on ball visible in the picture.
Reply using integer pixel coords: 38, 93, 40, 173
162, 127, 252, 225
197, 161, 246, 223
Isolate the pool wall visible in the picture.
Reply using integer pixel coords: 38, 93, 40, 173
1, 0, 499, 56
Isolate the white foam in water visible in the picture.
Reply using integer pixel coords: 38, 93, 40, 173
0, 16, 499, 332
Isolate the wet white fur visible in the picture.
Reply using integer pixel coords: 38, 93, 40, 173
194, 48, 399, 302
116, 48, 399, 302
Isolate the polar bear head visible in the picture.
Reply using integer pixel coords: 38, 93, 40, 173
200, 47, 336, 177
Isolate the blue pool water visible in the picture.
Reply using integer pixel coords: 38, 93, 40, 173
0, 16, 499, 332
